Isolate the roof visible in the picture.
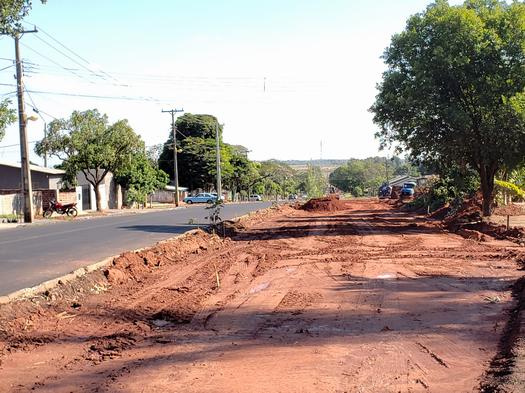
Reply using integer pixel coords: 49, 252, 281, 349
164, 185, 189, 191
0, 160, 65, 175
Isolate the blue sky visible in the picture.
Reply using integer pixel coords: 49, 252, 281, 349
0, 0, 463, 164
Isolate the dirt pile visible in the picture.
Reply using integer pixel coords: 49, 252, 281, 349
300, 195, 347, 212
105, 230, 223, 284
443, 197, 483, 229
440, 197, 525, 244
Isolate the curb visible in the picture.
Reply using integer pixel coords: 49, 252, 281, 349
0, 206, 272, 306
0, 229, 201, 306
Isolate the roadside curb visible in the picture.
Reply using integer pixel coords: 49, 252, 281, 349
0, 229, 201, 306
0, 206, 272, 306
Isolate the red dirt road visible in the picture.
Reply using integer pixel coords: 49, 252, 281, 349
0, 199, 523, 392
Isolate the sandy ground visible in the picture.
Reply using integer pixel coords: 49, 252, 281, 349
0, 199, 524, 393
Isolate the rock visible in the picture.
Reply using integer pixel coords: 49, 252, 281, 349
457, 228, 484, 242
103, 268, 127, 284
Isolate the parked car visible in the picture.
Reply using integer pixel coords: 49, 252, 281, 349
183, 193, 218, 204
249, 194, 262, 201
288, 194, 298, 200
400, 182, 417, 197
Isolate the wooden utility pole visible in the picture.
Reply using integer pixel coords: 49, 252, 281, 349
10, 29, 37, 222
162, 108, 183, 206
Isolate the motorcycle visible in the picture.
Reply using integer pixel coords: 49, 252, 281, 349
43, 200, 78, 218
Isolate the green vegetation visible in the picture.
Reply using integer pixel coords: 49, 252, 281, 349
115, 152, 169, 207
159, 114, 226, 191
495, 179, 525, 200
0, 99, 16, 142
371, 0, 525, 216
35, 109, 143, 211
0, 0, 46, 34
296, 165, 327, 198
329, 157, 420, 197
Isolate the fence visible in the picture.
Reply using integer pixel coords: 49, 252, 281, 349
0, 190, 48, 216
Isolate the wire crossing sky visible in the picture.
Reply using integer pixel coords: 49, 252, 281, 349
0, 0, 463, 165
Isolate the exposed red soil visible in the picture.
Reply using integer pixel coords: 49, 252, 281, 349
494, 204, 525, 217
0, 199, 524, 392
300, 195, 347, 212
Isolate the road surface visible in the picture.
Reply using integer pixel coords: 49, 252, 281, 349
0, 202, 270, 295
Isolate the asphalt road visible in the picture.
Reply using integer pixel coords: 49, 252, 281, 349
0, 202, 271, 296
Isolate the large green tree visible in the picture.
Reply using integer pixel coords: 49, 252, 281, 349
35, 109, 143, 211
371, 0, 525, 216
159, 113, 227, 191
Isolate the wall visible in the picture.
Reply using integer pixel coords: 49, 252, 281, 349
0, 191, 44, 216
0, 165, 62, 190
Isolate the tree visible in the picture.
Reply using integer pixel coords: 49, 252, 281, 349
0, 0, 46, 34
35, 109, 143, 211
256, 160, 297, 199
371, 0, 525, 216
159, 113, 225, 191
223, 145, 259, 200
0, 99, 16, 141
115, 152, 169, 207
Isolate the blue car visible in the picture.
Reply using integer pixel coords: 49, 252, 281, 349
183, 193, 218, 204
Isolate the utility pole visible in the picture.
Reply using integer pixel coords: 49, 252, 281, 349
215, 120, 222, 199
162, 108, 183, 206
5, 28, 38, 223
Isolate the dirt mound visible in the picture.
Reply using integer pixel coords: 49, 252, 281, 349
300, 195, 347, 212
106, 230, 223, 283
443, 197, 483, 229
494, 204, 525, 217
440, 196, 525, 243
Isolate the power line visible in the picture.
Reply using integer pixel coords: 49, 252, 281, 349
20, 42, 95, 84
0, 140, 38, 149
24, 84, 58, 120
32, 34, 110, 82
25, 21, 121, 84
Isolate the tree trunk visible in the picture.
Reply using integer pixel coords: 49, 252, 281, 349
479, 164, 496, 217
94, 184, 103, 212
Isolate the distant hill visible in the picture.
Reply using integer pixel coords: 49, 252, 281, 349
281, 159, 348, 167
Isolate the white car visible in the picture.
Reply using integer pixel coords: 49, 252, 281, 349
249, 194, 262, 201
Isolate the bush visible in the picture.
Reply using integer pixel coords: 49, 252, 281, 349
495, 179, 525, 202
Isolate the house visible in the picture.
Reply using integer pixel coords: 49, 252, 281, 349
76, 170, 122, 211
0, 161, 83, 215
0, 160, 65, 190
388, 174, 433, 188
151, 185, 189, 204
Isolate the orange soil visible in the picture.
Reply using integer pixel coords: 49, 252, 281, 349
0, 199, 524, 393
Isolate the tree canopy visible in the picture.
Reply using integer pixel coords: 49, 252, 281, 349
0, 99, 16, 141
329, 157, 421, 196
370, 0, 525, 215
159, 113, 225, 190
115, 151, 169, 207
35, 109, 143, 211
0, 0, 46, 34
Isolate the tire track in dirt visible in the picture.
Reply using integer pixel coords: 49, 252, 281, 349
0, 200, 523, 392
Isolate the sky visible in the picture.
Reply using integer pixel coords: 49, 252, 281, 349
0, 0, 463, 165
